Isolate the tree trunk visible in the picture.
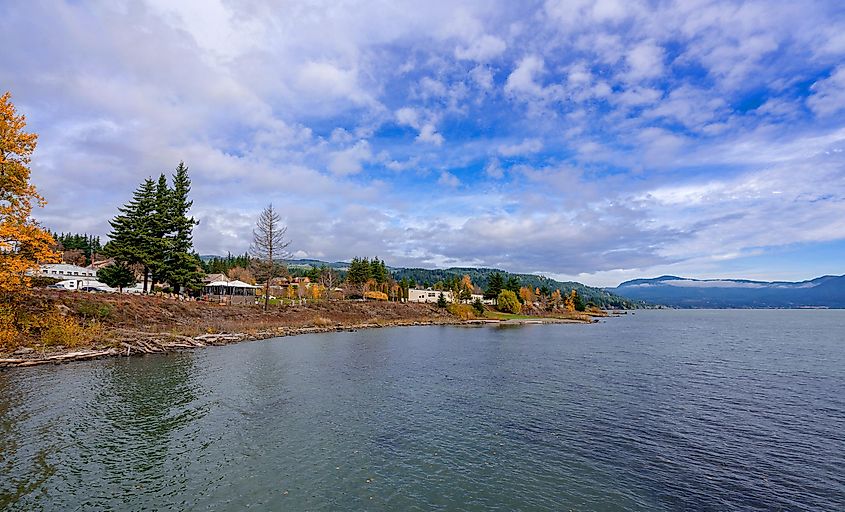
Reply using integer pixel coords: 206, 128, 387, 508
143, 267, 149, 293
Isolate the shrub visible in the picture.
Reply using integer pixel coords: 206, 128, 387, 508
472, 298, 485, 316
497, 290, 522, 314
447, 303, 475, 320
76, 301, 114, 321
364, 291, 388, 301
313, 316, 334, 327
39, 311, 102, 347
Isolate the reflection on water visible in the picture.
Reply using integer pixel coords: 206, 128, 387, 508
1, 310, 844, 511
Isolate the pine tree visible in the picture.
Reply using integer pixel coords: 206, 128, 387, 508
105, 178, 157, 292
149, 173, 171, 287
97, 262, 136, 292
485, 272, 504, 302
164, 162, 200, 293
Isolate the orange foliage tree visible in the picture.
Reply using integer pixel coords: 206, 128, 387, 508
519, 286, 536, 304
0, 92, 58, 297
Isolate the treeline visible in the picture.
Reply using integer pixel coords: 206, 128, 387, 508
202, 253, 252, 274
102, 162, 203, 293
49, 232, 103, 266
392, 266, 635, 308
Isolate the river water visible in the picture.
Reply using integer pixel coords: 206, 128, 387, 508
1, 310, 843, 511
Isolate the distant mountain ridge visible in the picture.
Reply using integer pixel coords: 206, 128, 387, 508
613, 275, 845, 308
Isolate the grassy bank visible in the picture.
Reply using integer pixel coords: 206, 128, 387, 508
1, 290, 603, 368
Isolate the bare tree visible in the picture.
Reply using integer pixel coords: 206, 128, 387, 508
318, 265, 339, 301
250, 204, 291, 311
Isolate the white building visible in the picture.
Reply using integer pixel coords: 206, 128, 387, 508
37, 263, 97, 280
408, 288, 453, 303
54, 279, 115, 292
471, 293, 496, 305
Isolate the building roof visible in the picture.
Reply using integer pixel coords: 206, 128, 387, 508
41, 263, 95, 273
204, 280, 259, 288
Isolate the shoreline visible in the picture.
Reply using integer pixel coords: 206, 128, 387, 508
2, 289, 601, 369
0, 315, 598, 369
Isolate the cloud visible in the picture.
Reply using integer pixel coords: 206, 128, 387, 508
498, 138, 543, 156
437, 171, 460, 187
328, 140, 373, 175
455, 34, 507, 62
808, 66, 845, 117
624, 41, 665, 81
504, 55, 546, 97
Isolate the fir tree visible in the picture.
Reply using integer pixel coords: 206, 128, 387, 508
485, 272, 504, 302
105, 178, 157, 292
97, 262, 136, 292
164, 162, 201, 293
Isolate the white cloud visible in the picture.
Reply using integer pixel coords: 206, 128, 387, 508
625, 41, 665, 81
808, 66, 845, 117
438, 170, 460, 187
504, 55, 545, 97
498, 138, 543, 156
455, 34, 507, 62
470, 65, 494, 90
484, 158, 504, 178
328, 140, 372, 175
417, 124, 445, 146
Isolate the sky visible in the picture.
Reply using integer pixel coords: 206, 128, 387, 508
2, 0, 845, 287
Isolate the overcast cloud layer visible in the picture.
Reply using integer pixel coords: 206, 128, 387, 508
3, 0, 845, 286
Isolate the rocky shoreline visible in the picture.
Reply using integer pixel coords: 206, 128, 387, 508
0, 318, 463, 368
0, 315, 604, 368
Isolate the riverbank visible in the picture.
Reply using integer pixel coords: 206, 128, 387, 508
1, 290, 600, 368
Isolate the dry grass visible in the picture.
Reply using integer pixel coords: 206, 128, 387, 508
1, 290, 457, 354
312, 316, 334, 327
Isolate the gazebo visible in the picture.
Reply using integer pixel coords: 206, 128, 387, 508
202, 280, 259, 305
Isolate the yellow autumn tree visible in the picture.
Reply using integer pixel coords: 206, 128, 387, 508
0, 91, 58, 297
519, 286, 535, 303
564, 290, 577, 312
550, 289, 562, 308
310, 284, 323, 300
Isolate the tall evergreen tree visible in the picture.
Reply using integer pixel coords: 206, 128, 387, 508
164, 162, 201, 293
105, 178, 156, 292
105, 162, 201, 294
485, 272, 504, 301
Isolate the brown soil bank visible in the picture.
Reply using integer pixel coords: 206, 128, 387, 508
1, 290, 460, 367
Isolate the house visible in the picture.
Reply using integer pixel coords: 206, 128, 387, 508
408, 288, 453, 303
471, 293, 496, 305
202, 279, 259, 305
37, 263, 97, 280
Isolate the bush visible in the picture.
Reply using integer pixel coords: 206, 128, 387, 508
497, 290, 522, 314
76, 301, 113, 321
447, 303, 475, 320
39, 311, 102, 348
312, 316, 333, 327
472, 298, 485, 316
364, 291, 388, 301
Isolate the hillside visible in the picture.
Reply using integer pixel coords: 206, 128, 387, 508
612, 275, 845, 308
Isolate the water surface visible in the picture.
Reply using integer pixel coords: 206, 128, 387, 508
1, 310, 843, 510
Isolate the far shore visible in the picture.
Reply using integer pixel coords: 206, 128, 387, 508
1, 290, 603, 369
